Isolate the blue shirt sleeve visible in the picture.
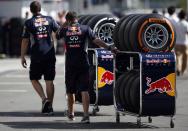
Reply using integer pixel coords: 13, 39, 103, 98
51, 17, 59, 32
22, 21, 30, 38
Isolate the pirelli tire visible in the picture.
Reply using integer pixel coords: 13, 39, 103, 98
130, 14, 175, 52
115, 72, 128, 107
78, 15, 89, 23
124, 71, 139, 111
130, 75, 140, 113
87, 14, 115, 48
81, 15, 96, 25
87, 14, 113, 29
119, 70, 134, 109
119, 14, 140, 51
112, 16, 127, 49
89, 15, 119, 47
115, 70, 140, 111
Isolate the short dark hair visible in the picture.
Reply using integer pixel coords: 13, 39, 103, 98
167, 6, 176, 15
30, 1, 41, 14
65, 11, 77, 21
178, 9, 186, 20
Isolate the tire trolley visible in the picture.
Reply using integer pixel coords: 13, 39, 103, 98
76, 48, 114, 115
114, 51, 176, 128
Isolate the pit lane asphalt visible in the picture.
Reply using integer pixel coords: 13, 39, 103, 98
0, 56, 188, 131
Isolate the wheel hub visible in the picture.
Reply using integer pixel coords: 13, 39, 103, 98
144, 23, 168, 50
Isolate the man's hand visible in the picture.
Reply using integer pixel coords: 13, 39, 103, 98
21, 38, 29, 68
93, 39, 120, 54
21, 57, 27, 68
108, 45, 120, 54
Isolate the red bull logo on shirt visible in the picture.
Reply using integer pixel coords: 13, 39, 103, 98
98, 67, 114, 88
145, 73, 175, 96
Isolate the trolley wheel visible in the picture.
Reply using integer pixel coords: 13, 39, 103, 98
170, 118, 175, 128
148, 116, 152, 123
92, 106, 99, 116
116, 112, 120, 123
137, 117, 141, 128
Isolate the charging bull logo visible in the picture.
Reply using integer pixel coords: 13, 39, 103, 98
98, 67, 114, 88
100, 71, 114, 85
145, 77, 172, 94
145, 73, 175, 96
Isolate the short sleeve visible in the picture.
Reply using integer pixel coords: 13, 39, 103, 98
87, 26, 96, 40
22, 22, 30, 38
51, 18, 60, 32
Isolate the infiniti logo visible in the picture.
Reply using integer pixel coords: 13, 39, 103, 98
70, 36, 79, 41
38, 26, 46, 31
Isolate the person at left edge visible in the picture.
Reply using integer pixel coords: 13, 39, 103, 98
21, 1, 59, 115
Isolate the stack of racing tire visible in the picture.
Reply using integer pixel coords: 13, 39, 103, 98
76, 14, 118, 104
113, 14, 175, 52
115, 70, 140, 113
114, 14, 176, 113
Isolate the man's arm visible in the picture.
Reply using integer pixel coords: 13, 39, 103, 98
56, 26, 66, 40
92, 38, 119, 53
21, 38, 29, 68
92, 38, 109, 49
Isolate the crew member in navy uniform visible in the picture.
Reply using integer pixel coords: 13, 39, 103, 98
21, 1, 59, 115
56, 11, 117, 123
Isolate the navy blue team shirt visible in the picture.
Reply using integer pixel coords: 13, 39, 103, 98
22, 14, 59, 61
57, 23, 96, 67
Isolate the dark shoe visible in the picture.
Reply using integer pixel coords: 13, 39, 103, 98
81, 116, 90, 124
42, 99, 50, 114
64, 110, 75, 121
47, 105, 54, 116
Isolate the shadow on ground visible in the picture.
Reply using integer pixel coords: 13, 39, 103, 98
0, 111, 158, 129
0, 121, 158, 129
0, 111, 113, 117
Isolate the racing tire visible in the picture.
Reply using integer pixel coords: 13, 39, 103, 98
119, 14, 139, 51
87, 14, 114, 48
123, 15, 143, 51
87, 14, 113, 28
115, 72, 128, 108
113, 16, 127, 50
130, 75, 140, 113
121, 70, 138, 110
91, 15, 119, 46
78, 15, 89, 24
119, 71, 134, 108
125, 71, 139, 111
130, 14, 175, 52
81, 15, 96, 25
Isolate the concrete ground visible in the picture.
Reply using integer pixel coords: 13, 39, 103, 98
0, 56, 188, 131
